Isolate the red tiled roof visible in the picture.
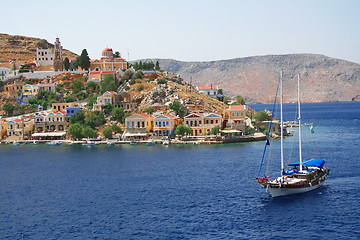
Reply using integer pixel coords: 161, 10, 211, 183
38, 83, 56, 85
102, 48, 112, 52
229, 105, 245, 110
136, 113, 151, 118
164, 114, 177, 119
101, 71, 116, 74
198, 86, 218, 90
89, 71, 101, 75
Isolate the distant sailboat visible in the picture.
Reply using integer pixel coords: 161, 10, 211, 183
256, 71, 330, 197
310, 125, 314, 133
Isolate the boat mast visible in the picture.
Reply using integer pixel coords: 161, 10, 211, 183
298, 73, 303, 172
280, 70, 284, 175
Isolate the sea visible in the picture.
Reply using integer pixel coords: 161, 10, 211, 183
0, 102, 359, 239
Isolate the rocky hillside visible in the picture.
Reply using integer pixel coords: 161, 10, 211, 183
145, 54, 360, 103
0, 33, 78, 63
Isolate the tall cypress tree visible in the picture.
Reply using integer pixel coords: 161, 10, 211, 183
63, 57, 70, 71
79, 49, 90, 70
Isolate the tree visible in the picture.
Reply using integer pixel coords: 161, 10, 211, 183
254, 110, 271, 122
87, 96, 97, 107
155, 61, 160, 71
157, 78, 167, 85
69, 112, 85, 124
64, 95, 76, 103
218, 89, 223, 95
82, 125, 97, 138
79, 49, 90, 70
112, 124, 122, 133
169, 101, 181, 115
175, 125, 191, 137
104, 103, 113, 115
236, 95, 246, 105
72, 79, 83, 94
87, 81, 97, 93
111, 107, 125, 123
143, 107, 156, 115
2, 103, 14, 116
113, 51, 121, 58
68, 123, 83, 139
100, 74, 117, 93
63, 57, 70, 71
73, 57, 80, 70
37, 90, 50, 100
209, 125, 220, 135
28, 97, 37, 105
134, 71, 144, 80
85, 111, 106, 128
102, 126, 113, 139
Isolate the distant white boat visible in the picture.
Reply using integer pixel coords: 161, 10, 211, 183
130, 140, 137, 145
13, 141, 20, 145
48, 141, 62, 146
146, 139, 155, 146
162, 140, 170, 146
31, 140, 38, 145
82, 140, 95, 146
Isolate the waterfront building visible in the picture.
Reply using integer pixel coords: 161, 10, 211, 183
89, 48, 127, 72
123, 113, 153, 140
223, 105, 247, 132
153, 114, 178, 137
183, 112, 222, 137
196, 85, 224, 101
0, 120, 7, 140
6, 119, 34, 141
34, 111, 66, 133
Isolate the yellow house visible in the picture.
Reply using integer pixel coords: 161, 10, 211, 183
22, 84, 39, 100
0, 120, 7, 140
52, 102, 77, 112
93, 91, 117, 111
6, 119, 34, 141
123, 113, 154, 140
184, 112, 222, 136
153, 114, 177, 137
223, 105, 246, 131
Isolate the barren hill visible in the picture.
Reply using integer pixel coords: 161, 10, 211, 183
146, 54, 360, 103
0, 33, 78, 63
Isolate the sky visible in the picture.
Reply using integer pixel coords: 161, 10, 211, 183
2, 0, 360, 63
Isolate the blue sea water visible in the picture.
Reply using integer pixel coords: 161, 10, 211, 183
0, 102, 360, 239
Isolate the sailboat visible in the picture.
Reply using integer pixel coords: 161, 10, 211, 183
256, 71, 330, 197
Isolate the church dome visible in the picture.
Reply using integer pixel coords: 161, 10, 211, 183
102, 48, 113, 58
102, 48, 112, 53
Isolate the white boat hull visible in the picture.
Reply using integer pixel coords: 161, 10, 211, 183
269, 181, 324, 198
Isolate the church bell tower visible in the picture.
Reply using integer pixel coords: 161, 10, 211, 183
53, 37, 63, 71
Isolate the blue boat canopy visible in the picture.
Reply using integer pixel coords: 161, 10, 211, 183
288, 159, 325, 168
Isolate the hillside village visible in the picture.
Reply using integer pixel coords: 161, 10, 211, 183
0, 37, 275, 144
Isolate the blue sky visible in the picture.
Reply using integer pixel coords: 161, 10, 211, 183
2, 0, 360, 63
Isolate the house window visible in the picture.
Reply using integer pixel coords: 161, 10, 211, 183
132, 122, 134, 128
206, 120, 209, 124
142, 122, 145, 128
236, 112, 239, 117
232, 113, 235, 117
241, 112, 244, 117
210, 120, 214, 124
216, 120, 218, 124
